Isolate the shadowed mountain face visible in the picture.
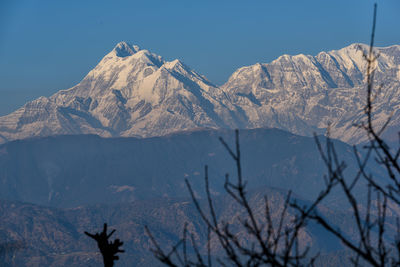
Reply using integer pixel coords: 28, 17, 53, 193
0, 128, 358, 208
0, 42, 399, 144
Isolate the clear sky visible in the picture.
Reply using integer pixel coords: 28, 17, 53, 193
0, 0, 399, 115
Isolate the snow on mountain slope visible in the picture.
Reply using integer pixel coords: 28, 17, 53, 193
0, 42, 399, 144
221, 43, 400, 143
0, 42, 241, 143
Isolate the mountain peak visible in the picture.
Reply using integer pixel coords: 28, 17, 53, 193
113, 41, 140, 57
338, 43, 368, 53
163, 59, 184, 69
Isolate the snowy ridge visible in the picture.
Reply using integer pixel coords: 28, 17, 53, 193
0, 42, 399, 144
221, 43, 400, 143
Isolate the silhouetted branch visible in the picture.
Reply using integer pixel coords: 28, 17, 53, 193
147, 129, 316, 266
147, 3, 400, 266
293, 4, 400, 266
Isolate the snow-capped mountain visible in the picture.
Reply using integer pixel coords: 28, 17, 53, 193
0, 42, 241, 143
0, 42, 399, 144
221, 43, 400, 143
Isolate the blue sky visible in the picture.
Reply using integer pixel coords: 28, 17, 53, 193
0, 0, 399, 115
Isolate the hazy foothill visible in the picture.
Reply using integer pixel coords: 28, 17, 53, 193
0, 1, 400, 267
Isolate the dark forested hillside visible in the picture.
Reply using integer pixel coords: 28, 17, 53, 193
0, 128, 359, 208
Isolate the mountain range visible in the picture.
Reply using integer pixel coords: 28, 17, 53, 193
0, 42, 399, 144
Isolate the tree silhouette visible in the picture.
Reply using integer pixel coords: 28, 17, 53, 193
85, 223, 125, 267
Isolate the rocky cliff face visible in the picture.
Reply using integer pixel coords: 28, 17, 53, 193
0, 42, 399, 144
